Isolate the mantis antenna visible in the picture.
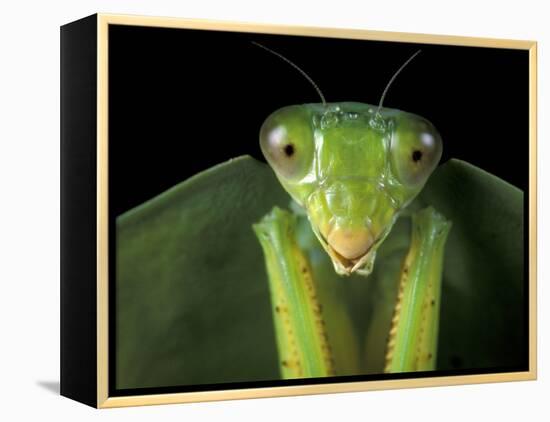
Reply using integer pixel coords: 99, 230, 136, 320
376, 49, 422, 115
252, 41, 327, 106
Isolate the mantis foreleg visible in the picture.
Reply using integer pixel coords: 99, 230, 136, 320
255, 205, 450, 377
385, 207, 451, 372
253, 207, 335, 378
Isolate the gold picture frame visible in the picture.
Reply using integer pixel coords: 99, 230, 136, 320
60, 13, 537, 408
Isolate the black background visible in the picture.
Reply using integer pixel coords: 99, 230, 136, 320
109, 25, 529, 217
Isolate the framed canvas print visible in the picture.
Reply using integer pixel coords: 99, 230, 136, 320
60, 13, 537, 408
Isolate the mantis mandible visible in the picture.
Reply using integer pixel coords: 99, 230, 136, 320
252, 43, 452, 378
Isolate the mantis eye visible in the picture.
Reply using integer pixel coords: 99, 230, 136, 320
390, 117, 443, 187
259, 106, 314, 180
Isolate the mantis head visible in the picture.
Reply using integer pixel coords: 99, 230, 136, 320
260, 103, 442, 275
254, 43, 442, 275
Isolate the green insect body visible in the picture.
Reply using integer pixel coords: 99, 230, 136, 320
252, 44, 450, 379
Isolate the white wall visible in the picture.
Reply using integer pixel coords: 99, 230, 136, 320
0, 0, 547, 420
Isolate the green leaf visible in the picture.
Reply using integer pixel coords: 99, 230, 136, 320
116, 156, 525, 389
417, 159, 525, 371
116, 156, 289, 389
362, 159, 525, 373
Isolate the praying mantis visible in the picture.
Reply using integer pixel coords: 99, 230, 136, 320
252, 43, 452, 378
